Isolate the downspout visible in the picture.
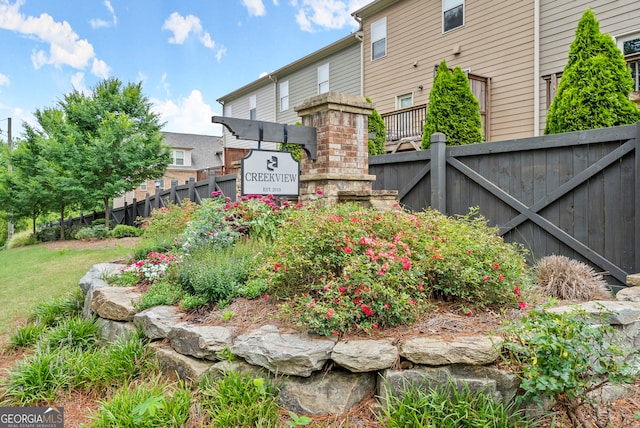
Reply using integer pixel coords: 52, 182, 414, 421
533, 0, 540, 136
353, 15, 364, 96
269, 73, 277, 122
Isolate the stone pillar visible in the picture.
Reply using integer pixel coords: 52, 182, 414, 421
295, 92, 377, 204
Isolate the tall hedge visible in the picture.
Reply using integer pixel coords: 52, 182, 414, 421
421, 60, 484, 149
366, 97, 387, 155
544, 8, 640, 134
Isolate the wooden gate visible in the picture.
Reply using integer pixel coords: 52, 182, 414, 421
370, 123, 640, 287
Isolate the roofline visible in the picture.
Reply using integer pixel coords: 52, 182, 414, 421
216, 32, 362, 103
351, 0, 403, 20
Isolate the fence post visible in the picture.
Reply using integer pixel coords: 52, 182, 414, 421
170, 180, 178, 205
635, 121, 640, 272
188, 177, 197, 203
208, 174, 216, 197
430, 132, 447, 214
144, 193, 151, 217
131, 198, 137, 226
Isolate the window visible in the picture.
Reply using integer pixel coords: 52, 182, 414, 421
371, 17, 387, 60
155, 179, 164, 190
249, 95, 257, 120
617, 33, 640, 92
397, 93, 413, 109
544, 72, 562, 109
318, 63, 329, 94
280, 81, 289, 111
443, 0, 464, 32
173, 150, 184, 166
140, 181, 147, 191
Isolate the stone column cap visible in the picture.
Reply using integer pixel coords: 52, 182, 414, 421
295, 92, 373, 116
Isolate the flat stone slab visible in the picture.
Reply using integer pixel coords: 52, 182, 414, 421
151, 342, 216, 383
331, 339, 398, 372
627, 273, 640, 287
91, 287, 142, 321
399, 335, 502, 366
231, 325, 336, 377
547, 300, 640, 325
168, 323, 235, 360
617, 286, 640, 303
134, 305, 184, 340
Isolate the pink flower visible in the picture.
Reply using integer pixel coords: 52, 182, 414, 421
466, 311, 473, 316
373, 324, 379, 330
326, 309, 334, 319
519, 301, 527, 310
343, 246, 352, 253
467, 250, 472, 255
409, 300, 415, 305
498, 274, 505, 282
401, 257, 411, 270
339, 287, 345, 293
493, 263, 500, 270
316, 189, 324, 195
483, 275, 490, 282
333, 330, 339, 336
263, 294, 269, 300
514, 285, 521, 296
384, 303, 390, 309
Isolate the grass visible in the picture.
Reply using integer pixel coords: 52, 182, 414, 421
0, 243, 134, 335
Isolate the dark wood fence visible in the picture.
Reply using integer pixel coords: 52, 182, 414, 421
63, 122, 639, 288
370, 122, 640, 288
62, 174, 237, 229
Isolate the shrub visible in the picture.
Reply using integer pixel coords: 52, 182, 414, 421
91, 378, 191, 428
134, 281, 184, 311
177, 196, 242, 251
378, 379, 534, 427
256, 203, 529, 335
41, 317, 100, 351
545, 8, 640, 134
111, 224, 143, 238
75, 225, 109, 241
36, 223, 82, 242
366, 96, 386, 155
7, 230, 38, 248
199, 371, 279, 427
500, 308, 636, 419
421, 60, 484, 149
533, 255, 611, 301
173, 240, 265, 308
140, 199, 197, 242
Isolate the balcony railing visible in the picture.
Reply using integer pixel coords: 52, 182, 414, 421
381, 104, 427, 141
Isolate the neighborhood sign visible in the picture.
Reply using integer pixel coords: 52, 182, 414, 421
241, 149, 300, 196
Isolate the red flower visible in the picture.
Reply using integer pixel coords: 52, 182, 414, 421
316, 189, 324, 195
339, 287, 345, 293
343, 246, 352, 253
401, 257, 411, 270
483, 275, 489, 282
519, 301, 527, 310
514, 285, 521, 296
274, 263, 282, 271
326, 309, 334, 319
466, 311, 473, 316
384, 303, 390, 309
493, 263, 500, 270
263, 294, 269, 300
333, 330, 339, 336
373, 324, 379, 330
409, 300, 415, 305
466, 250, 472, 255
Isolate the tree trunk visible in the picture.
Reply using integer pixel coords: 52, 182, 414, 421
31, 210, 37, 235
104, 196, 110, 231
59, 204, 66, 241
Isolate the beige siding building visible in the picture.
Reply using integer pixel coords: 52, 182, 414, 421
353, 0, 640, 145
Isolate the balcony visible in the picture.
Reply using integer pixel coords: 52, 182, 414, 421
381, 104, 426, 152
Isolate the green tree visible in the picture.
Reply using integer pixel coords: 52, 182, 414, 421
421, 60, 484, 149
59, 78, 171, 228
366, 97, 386, 155
545, 8, 640, 134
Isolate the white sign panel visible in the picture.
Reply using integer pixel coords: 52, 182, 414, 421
241, 149, 300, 196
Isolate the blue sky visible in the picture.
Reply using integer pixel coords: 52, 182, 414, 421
0, 0, 371, 141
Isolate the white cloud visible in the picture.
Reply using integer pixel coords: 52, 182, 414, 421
292, 0, 367, 32
91, 58, 110, 78
104, 0, 117, 25
152, 90, 220, 135
0, 73, 10, 86
215, 46, 227, 63
89, 18, 109, 29
0, 0, 109, 73
243, 0, 266, 17
162, 12, 220, 52
70, 72, 87, 93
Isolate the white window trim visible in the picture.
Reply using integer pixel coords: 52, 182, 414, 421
173, 150, 185, 166
371, 17, 387, 61
280, 80, 289, 112
396, 93, 414, 110
318, 63, 330, 94
442, 0, 464, 33
140, 181, 147, 191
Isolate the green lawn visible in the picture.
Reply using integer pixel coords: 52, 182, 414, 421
0, 243, 134, 335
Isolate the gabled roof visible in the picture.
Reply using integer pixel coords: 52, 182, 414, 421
162, 132, 223, 171
216, 32, 362, 103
